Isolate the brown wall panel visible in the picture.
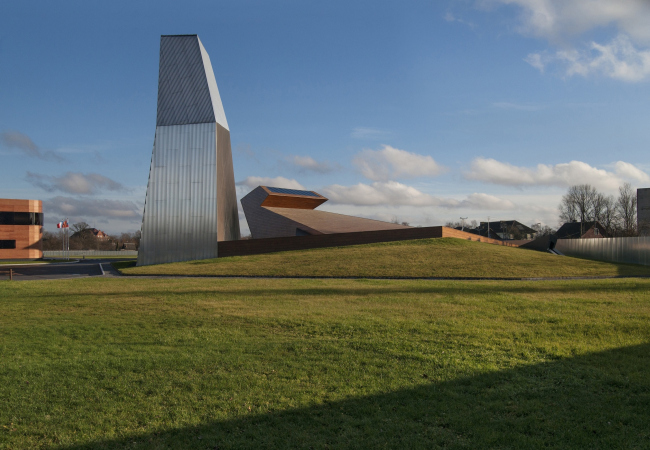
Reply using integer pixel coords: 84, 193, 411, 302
0, 199, 43, 259
261, 195, 327, 209
218, 226, 518, 258
0, 199, 41, 212
0, 225, 43, 259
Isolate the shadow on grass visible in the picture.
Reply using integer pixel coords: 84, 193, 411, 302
61, 343, 650, 449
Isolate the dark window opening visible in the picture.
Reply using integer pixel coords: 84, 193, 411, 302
0, 240, 16, 249
0, 212, 43, 226
267, 187, 321, 197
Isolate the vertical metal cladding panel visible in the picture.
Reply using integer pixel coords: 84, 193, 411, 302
139, 35, 238, 265
138, 123, 218, 265
198, 37, 229, 130
216, 124, 240, 241
156, 36, 215, 127
638, 188, 650, 235
556, 237, 650, 266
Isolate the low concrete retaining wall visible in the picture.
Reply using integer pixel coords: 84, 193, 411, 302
556, 237, 650, 266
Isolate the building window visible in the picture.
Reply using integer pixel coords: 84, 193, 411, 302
0, 240, 17, 249
0, 212, 43, 225
594, 227, 599, 235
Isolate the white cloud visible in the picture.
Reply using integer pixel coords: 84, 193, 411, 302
526, 35, 650, 81
1, 130, 65, 162
465, 157, 649, 191
350, 127, 391, 140
459, 193, 516, 210
614, 161, 650, 183
26, 171, 126, 195
324, 181, 442, 207
493, 0, 650, 43
323, 181, 513, 210
44, 196, 141, 219
444, 12, 476, 29
236, 176, 305, 191
353, 145, 446, 182
493, 101, 543, 111
290, 155, 335, 173
486, 0, 650, 81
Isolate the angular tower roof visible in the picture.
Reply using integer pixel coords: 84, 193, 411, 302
156, 35, 229, 129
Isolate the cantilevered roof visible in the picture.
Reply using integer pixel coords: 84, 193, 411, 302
260, 186, 328, 209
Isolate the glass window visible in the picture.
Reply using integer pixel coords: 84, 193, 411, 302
0, 211, 43, 225
13, 212, 32, 225
0, 212, 11, 225
0, 240, 16, 249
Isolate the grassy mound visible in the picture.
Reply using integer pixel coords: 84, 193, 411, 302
1, 277, 649, 448
117, 237, 650, 278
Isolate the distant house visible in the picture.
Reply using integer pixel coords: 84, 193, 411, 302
90, 228, 108, 239
556, 221, 606, 239
472, 220, 537, 240
71, 228, 109, 240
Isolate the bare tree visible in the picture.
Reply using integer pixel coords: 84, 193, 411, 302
42, 231, 63, 251
592, 193, 617, 236
133, 230, 141, 250
559, 184, 599, 235
616, 182, 637, 236
71, 222, 90, 234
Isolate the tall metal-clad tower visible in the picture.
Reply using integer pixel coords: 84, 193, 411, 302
138, 35, 240, 266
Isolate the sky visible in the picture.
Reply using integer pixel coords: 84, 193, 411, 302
1, 0, 649, 235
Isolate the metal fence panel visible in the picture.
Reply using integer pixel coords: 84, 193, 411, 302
556, 237, 650, 266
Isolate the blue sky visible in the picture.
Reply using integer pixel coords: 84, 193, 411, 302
2, 0, 649, 234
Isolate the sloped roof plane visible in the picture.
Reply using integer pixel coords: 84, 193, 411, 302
241, 186, 409, 239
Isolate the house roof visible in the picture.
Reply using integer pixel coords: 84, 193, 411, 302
556, 221, 604, 239
477, 220, 536, 235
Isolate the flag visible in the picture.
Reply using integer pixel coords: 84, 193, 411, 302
57, 222, 63, 228
63, 220, 69, 228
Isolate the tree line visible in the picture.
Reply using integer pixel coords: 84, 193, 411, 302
42, 222, 141, 251
559, 183, 638, 237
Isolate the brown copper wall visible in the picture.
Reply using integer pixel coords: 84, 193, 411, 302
0, 199, 43, 259
217, 226, 516, 258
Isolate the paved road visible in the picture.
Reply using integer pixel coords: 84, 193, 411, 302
0, 259, 127, 281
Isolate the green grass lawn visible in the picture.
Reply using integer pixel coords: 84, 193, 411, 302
117, 237, 650, 278
1, 277, 649, 448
